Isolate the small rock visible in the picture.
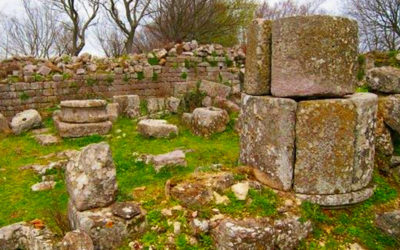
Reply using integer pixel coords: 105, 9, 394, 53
284, 199, 294, 207
37, 65, 51, 76
191, 219, 209, 234
34, 134, 61, 146
173, 222, 181, 235
11, 109, 42, 135
137, 119, 178, 138
213, 191, 230, 205
376, 210, 400, 238
111, 202, 142, 220
60, 230, 94, 250
143, 150, 187, 172
231, 182, 249, 200
76, 68, 86, 75
31, 181, 56, 191
161, 208, 173, 217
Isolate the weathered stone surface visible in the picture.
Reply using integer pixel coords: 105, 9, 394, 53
375, 210, 400, 239
244, 19, 272, 95
378, 95, 400, 134
273, 217, 313, 249
106, 103, 120, 122
55, 118, 112, 138
182, 113, 193, 127
0, 113, 10, 133
59, 100, 109, 123
366, 66, 400, 94
240, 94, 296, 191
213, 97, 240, 113
199, 80, 231, 99
191, 107, 229, 137
375, 118, 394, 157
60, 230, 94, 250
65, 142, 117, 211
111, 202, 142, 220
143, 150, 187, 172
0, 222, 56, 250
147, 98, 165, 114
68, 201, 146, 250
112, 95, 140, 118
296, 186, 375, 207
271, 15, 358, 97
295, 94, 377, 195
231, 182, 249, 200
34, 134, 61, 146
11, 109, 42, 135
169, 172, 234, 207
31, 181, 56, 192
166, 97, 181, 113
137, 119, 178, 138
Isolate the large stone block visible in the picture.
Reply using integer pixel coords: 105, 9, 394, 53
366, 66, 400, 94
294, 93, 377, 195
271, 15, 358, 97
65, 142, 117, 211
60, 99, 109, 123
243, 19, 272, 95
239, 94, 296, 191
55, 118, 112, 138
112, 95, 140, 118
11, 109, 42, 135
191, 107, 229, 137
137, 119, 178, 138
378, 95, 400, 134
199, 80, 231, 99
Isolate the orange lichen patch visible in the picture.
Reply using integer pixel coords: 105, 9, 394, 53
105, 220, 114, 228
30, 219, 45, 229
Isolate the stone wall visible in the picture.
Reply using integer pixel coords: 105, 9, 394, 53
0, 42, 243, 118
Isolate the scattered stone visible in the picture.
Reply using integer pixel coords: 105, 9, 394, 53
107, 103, 120, 122
244, 19, 272, 95
199, 80, 231, 99
213, 97, 240, 113
366, 66, 400, 93
161, 208, 173, 217
190, 107, 229, 137
213, 191, 230, 205
113, 95, 141, 118
11, 109, 42, 135
202, 96, 213, 107
55, 118, 112, 138
143, 150, 187, 172
378, 95, 400, 134
34, 134, 61, 146
147, 98, 165, 114
182, 113, 193, 127
65, 142, 117, 211
0, 113, 10, 133
391, 156, 400, 167
37, 65, 51, 76
273, 217, 313, 249
191, 219, 209, 235
375, 210, 400, 239
111, 202, 142, 220
231, 182, 249, 200
59, 100, 109, 123
60, 230, 94, 250
31, 181, 56, 192
240, 94, 296, 191
173, 222, 181, 235
166, 97, 181, 113
137, 119, 178, 138
271, 16, 357, 97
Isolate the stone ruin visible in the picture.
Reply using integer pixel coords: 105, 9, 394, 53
240, 15, 378, 206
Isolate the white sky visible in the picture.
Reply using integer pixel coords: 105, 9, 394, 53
0, 0, 345, 55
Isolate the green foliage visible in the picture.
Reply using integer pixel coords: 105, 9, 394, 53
175, 234, 189, 249
33, 73, 44, 82
137, 71, 145, 80
225, 56, 234, 67
69, 82, 78, 88
356, 85, 370, 93
86, 77, 97, 86
123, 74, 130, 82
61, 55, 72, 63
19, 92, 30, 101
181, 72, 188, 80
7, 75, 19, 83
206, 58, 218, 67
357, 55, 366, 81
371, 50, 400, 68
148, 56, 160, 66
152, 72, 159, 82
106, 74, 114, 85
248, 188, 278, 217
182, 81, 206, 112
62, 73, 72, 80
140, 99, 148, 115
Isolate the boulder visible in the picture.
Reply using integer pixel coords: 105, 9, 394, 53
199, 80, 231, 99
166, 97, 181, 113
113, 95, 141, 118
231, 182, 249, 200
375, 210, 400, 239
378, 95, 400, 134
60, 230, 94, 250
137, 119, 178, 138
271, 15, 358, 97
0, 113, 10, 133
11, 109, 42, 135
59, 100, 109, 123
213, 97, 240, 113
143, 150, 187, 172
34, 134, 60, 146
106, 103, 120, 122
182, 113, 193, 127
244, 19, 272, 95
0, 222, 56, 250
65, 142, 117, 211
294, 93, 377, 195
55, 118, 112, 138
147, 98, 165, 114
366, 66, 400, 93
68, 201, 146, 250
240, 94, 296, 191
31, 181, 56, 192
191, 107, 229, 137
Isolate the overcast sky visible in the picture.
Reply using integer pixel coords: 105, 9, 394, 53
0, 0, 345, 55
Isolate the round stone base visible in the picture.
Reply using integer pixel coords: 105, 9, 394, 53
295, 186, 375, 207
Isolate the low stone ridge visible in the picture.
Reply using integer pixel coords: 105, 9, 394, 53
142, 149, 187, 172
375, 210, 400, 239
295, 93, 377, 195
60, 230, 94, 250
190, 107, 229, 137
137, 119, 178, 138
65, 142, 117, 211
211, 217, 312, 249
244, 18, 272, 95
60, 99, 107, 108
271, 15, 358, 97
366, 66, 400, 93
239, 94, 296, 191
10, 109, 42, 135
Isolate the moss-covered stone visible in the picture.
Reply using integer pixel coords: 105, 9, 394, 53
243, 19, 272, 95
271, 15, 358, 98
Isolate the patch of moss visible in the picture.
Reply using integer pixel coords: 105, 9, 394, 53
180, 72, 188, 80
19, 92, 30, 101
137, 72, 144, 81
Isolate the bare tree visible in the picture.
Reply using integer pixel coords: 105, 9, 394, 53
256, 0, 326, 20
0, 0, 60, 58
102, 0, 153, 54
150, 0, 256, 46
346, 0, 400, 51
95, 21, 126, 57
47, 0, 101, 56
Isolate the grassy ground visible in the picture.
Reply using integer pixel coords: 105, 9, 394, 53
0, 114, 399, 249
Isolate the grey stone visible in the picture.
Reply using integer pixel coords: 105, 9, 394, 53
143, 150, 187, 172
240, 94, 296, 191
376, 210, 400, 239
147, 98, 165, 114
111, 202, 142, 220
112, 95, 140, 118
107, 103, 120, 122
137, 119, 178, 138
31, 181, 56, 192
37, 65, 51, 76
59, 100, 109, 123
199, 80, 231, 99
0, 113, 10, 133
366, 66, 400, 94
271, 15, 358, 97
11, 109, 42, 135
378, 95, 400, 134
244, 19, 272, 95
60, 230, 94, 250
182, 113, 193, 127
166, 97, 180, 113
55, 118, 112, 138
191, 107, 229, 137
65, 142, 117, 211
34, 134, 61, 146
